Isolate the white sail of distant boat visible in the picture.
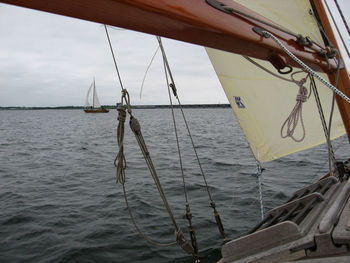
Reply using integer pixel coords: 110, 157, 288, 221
206, 0, 345, 163
84, 78, 109, 113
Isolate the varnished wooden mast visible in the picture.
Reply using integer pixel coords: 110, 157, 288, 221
313, 0, 350, 141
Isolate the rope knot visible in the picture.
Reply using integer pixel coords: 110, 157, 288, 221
117, 105, 126, 123
296, 86, 308, 102
121, 88, 128, 97
296, 94, 307, 102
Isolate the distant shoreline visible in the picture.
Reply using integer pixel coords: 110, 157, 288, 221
0, 104, 230, 110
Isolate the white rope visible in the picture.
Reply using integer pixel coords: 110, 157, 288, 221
139, 46, 160, 99
253, 163, 265, 220
262, 30, 350, 104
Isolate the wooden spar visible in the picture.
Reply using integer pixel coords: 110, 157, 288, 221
2, 0, 349, 138
313, 0, 350, 142
0, 0, 335, 72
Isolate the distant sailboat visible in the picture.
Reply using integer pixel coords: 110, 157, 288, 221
84, 78, 109, 113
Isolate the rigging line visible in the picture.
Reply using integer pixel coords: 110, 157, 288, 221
115, 104, 177, 247
162, 50, 189, 203
140, 46, 160, 99
156, 36, 214, 202
132, 126, 179, 230
310, 75, 336, 175
327, 49, 341, 170
244, 55, 311, 99
156, 36, 227, 242
243, 56, 296, 83
308, 7, 331, 48
161, 46, 199, 258
104, 24, 124, 91
128, 111, 194, 254
323, 0, 350, 59
334, 0, 350, 37
308, 6, 342, 168
223, 2, 325, 50
261, 30, 350, 104
255, 163, 265, 220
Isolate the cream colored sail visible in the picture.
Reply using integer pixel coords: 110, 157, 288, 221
206, 0, 345, 163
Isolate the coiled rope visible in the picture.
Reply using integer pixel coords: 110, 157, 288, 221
280, 73, 308, 142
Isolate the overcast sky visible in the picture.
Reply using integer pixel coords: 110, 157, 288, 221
0, 1, 349, 107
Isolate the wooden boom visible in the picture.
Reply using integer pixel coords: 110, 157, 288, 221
1, 0, 350, 139
0, 0, 335, 72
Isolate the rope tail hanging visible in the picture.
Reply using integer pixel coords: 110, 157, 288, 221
104, 25, 194, 254
280, 72, 308, 142
157, 36, 227, 243
116, 92, 193, 253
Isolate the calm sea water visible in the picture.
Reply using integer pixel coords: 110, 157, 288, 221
0, 108, 349, 263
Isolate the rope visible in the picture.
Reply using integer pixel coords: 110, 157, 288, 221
157, 36, 227, 243
243, 56, 294, 83
115, 105, 127, 184
243, 57, 311, 142
104, 25, 124, 91
324, 0, 350, 59
252, 163, 265, 220
128, 100, 194, 254
114, 103, 177, 247
140, 46, 160, 99
160, 41, 199, 258
334, 0, 350, 37
104, 27, 192, 251
261, 30, 350, 105
310, 76, 336, 175
280, 73, 308, 142
327, 49, 341, 176
260, 30, 345, 175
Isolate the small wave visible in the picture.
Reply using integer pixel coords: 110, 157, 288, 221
0, 191, 23, 200
2, 215, 34, 225
214, 160, 234, 166
16, 228, 52, 240
84, 229, 114, 240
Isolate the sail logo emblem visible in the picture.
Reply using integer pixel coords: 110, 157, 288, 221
234, 96, 245, 108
